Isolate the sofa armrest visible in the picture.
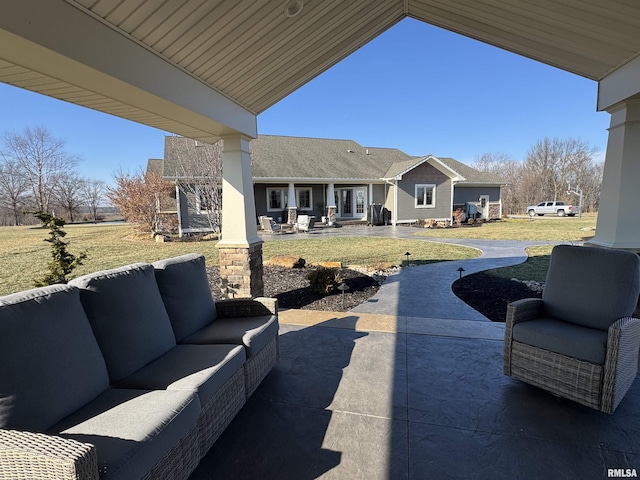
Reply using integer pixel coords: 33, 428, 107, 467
601, 317, 640, 413
504, 298, 544, 376
215, 297, 278, 318
0, 430, 98, 480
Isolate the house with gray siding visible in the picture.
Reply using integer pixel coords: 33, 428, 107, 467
158, 135, 505, 235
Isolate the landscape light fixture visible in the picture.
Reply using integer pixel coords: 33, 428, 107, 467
338, 283, 350, 309
404, 252, 411, 264
457, 267, 465, 279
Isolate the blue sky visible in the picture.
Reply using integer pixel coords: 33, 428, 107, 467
0, 18, 609, 184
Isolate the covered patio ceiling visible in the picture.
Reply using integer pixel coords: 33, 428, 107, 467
1, 0, 640, 143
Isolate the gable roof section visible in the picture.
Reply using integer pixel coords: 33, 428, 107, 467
437, 157, 507, 185
250, 135, 409, 181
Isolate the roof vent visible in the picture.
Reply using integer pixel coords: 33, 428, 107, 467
366, 149, 369, 155
347, 149, 354, 153
284, 0, 303, 17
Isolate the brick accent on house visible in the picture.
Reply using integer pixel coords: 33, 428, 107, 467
327, 206, 337, 225
218, 241, 264, 298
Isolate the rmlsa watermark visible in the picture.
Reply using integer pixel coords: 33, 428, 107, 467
608, 469, 638, 478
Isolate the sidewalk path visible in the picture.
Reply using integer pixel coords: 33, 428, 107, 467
260, 224, 554, 322
350, 238, 545, 320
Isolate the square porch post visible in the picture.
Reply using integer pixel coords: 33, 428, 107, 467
217, 135, 264, 298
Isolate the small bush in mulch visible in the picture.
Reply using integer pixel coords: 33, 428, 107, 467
306, 267, 344, 295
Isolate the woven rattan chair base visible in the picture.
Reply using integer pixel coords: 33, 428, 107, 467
510, 341, 603, 411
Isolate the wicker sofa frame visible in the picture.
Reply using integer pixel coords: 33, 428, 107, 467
0, 270, 279, 480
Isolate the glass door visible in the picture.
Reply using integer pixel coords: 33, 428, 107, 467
341, 190, 353, 217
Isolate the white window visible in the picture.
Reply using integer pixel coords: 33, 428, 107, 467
415, 184, 435, 208
296, 188, 312, 210
267, 188, 289, 211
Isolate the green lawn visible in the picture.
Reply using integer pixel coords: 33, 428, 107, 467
0, 223, 479, 296
485, 245, 553, 284
412, 216, 597, 242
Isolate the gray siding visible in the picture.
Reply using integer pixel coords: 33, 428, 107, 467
453, 186, 501, 204
371, 183, 386, 204
396, 163, 453, 222
178, 189, 214, 233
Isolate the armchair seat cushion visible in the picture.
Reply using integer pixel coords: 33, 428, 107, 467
512, 317, 609, 364
181, 315, 278, 358
50, 388, 200, 480
114, 344, 246, 405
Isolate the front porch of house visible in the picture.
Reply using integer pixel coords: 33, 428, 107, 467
190, 310, 640, 479
254, 182, 389, 225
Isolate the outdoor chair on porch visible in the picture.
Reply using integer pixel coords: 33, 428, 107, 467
504, 244, 640, 413
295, 215, 315, 233
259, 216, 282, 234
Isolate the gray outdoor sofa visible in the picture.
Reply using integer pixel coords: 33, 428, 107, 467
0, 253, 278, 480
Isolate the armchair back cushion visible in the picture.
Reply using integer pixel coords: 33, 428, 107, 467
542, 245, 640, 331
70, 264, 176, 383
0, 285, 109, 431
153, 254, 217, 342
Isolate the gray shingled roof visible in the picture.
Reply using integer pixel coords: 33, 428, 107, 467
437, 157, 507, 185
161, 135, 504, 185
250, 136, 409, 180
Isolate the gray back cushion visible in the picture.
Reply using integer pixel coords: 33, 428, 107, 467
543, 245, 640, 330
70, 264, 176, 383
0, 285, 109, 431
153, 254, 217, 342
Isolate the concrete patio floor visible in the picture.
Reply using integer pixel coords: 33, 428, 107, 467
190, 310, 640, 480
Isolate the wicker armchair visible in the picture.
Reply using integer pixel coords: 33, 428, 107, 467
504, 245, 640, 414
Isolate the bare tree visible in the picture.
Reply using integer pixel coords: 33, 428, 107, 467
1, 126, 80, 214
107, 169, 175, 233
54, 174, 84, 222
81, 179, 106, 222
164, 136, 223, 233
471, 152, 523, 214
0, 158, 30, 225
523, 137, 597, 204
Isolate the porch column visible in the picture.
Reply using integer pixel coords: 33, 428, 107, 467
588, 100, 640, 251
287, 182, 297, 224
217, 135, 264, 298
326, 183, 336, 226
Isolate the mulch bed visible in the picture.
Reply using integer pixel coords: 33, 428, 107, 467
206, 265, 541, 320
452, 271, 542, 322
207, 265, 380, 311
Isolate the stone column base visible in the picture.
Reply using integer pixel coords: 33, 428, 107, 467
287, 207, 298, 225
218, 241, 264, 298
327, 206, 337, 226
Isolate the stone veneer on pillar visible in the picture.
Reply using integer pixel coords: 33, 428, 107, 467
218, 241, 264, 298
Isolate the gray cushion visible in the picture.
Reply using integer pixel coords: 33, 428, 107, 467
512, 317, 609, 364
152, 254, 217, 342
50, 388, 200, 480
114, 344, 246, 405
181, 315, 279, 358
69, 263, 176, 383
0, 284, 109, 431
543, 245, 640, 330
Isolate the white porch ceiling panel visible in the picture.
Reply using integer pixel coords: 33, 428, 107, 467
1, 0, 640, 139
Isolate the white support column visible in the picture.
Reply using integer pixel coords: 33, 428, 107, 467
588, 100, 640, 251
217, 135, 263, 298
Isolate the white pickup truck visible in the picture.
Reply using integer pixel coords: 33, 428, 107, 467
527, 201, 578, 217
